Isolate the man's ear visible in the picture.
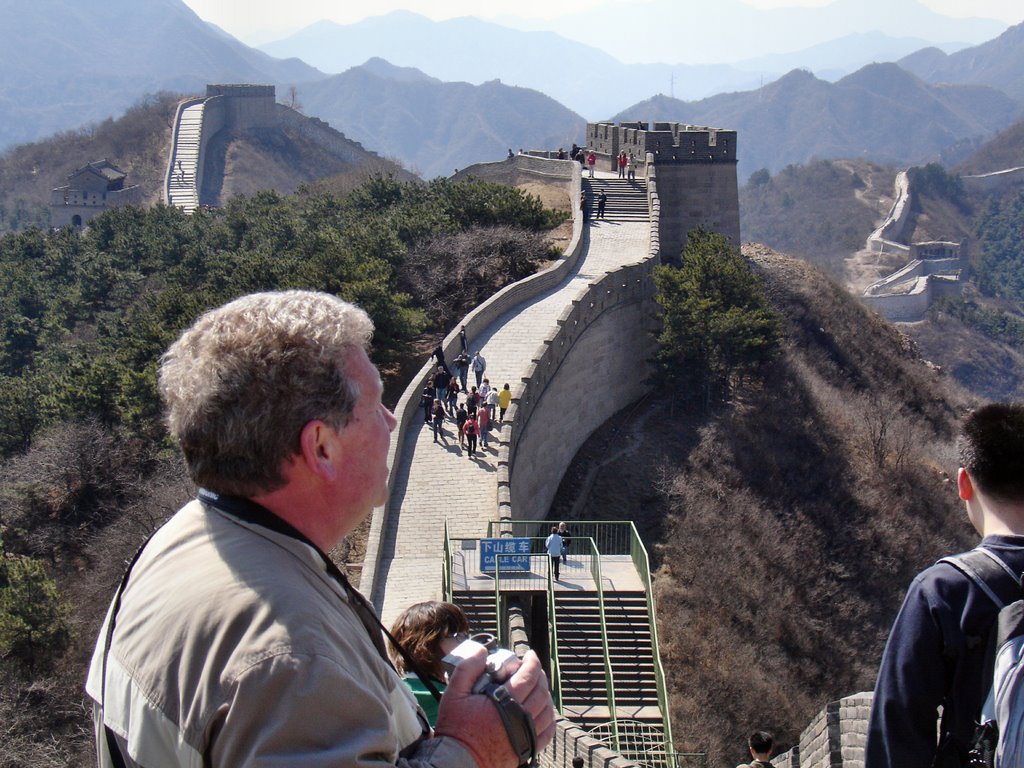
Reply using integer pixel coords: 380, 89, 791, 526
298, 420, 339, 480
958, 467, 975, 502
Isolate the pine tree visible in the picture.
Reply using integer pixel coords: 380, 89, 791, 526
652, 229, 781, 409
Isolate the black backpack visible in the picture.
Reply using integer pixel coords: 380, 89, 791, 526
939, 548, 1024, 767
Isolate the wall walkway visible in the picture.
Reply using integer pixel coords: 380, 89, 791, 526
363, 160, 656, 628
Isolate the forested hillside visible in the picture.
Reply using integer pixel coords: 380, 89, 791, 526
552, 245, 971, 767
0, 176, 567, 763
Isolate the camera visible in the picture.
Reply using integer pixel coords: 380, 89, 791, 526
441, 632, 519, 694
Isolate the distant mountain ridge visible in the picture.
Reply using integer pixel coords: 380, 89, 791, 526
0, 0, 325, 151
899, 21, 1024, 101
259, 10, 988, 120
614, 63, 1022, 181
298, 59, 587, 178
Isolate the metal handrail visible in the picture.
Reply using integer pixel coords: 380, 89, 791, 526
629, 524, 674, 753
442, 519, 453, 601
546, 555, 563, 710
589, 536, 619, 749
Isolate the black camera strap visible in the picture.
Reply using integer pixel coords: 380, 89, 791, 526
196, 489, 444, 702
98, 491, 443, 766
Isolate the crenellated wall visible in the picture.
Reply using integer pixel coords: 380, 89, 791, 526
586, 122, 739, 258
500, 262, 658, 519
772, 693, 872, 768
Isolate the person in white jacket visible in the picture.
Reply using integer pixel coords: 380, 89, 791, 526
86, 290, 555, 768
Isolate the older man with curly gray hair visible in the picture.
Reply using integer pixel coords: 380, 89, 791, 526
86, 290, 554, 768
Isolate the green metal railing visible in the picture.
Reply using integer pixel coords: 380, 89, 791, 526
628, 527, 674, 751
587, 536, 619, 750
545, 554, 564, 710
445, 520, 676, 764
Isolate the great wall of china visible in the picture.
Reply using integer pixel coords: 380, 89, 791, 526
149, 84, 953, 768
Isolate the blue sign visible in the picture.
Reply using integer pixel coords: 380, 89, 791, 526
480, 538, 532, 573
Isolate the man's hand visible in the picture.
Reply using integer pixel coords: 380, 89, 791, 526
434, 647, 556, 768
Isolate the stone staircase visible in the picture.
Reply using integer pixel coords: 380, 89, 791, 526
584, 178, 649, 222
554, 590, 664, 732
167, 101, 205, 213
452, 590, 499, 638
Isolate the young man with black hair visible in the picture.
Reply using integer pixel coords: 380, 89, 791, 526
865, 403, 1024, 768
735, 730, 773, 768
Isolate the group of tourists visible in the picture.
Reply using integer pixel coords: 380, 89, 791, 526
421, 327, 512, 459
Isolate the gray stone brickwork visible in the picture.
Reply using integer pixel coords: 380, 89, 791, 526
773, 692, 872, 768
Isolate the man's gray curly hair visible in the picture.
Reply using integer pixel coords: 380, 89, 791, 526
159, 291, 374, 496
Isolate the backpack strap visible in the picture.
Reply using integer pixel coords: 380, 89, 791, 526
939, 547, 1020, 610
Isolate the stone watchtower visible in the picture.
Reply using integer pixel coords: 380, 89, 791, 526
586, 122, 740, 261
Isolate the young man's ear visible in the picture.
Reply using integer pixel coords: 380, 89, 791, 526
958, 467, 975, 502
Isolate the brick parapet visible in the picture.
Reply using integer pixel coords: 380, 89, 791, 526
774, 693, 872, 768
539, 718, 641, 768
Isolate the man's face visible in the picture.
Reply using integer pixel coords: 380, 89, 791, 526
329, 348, 397, 530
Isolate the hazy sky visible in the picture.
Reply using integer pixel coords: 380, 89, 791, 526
181, 0, 1023, 46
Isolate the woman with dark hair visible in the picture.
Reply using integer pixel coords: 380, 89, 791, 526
389, 601, 470, 725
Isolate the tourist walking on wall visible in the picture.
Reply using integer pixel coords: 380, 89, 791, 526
454, 352, 469, 390
545, 526, 563, 581
498, 383, 512, 421
737, 731, 775, 768
432, 364, 451, 406
456, 403, 469, 448
570, 143, 580, 161
471, 351, 487, 387
865, 403, 1024, 768
586, 151, 596, 178
618, 151, 627, 178
557, 521, 571, 561
459, 325, 469, 354
486, 387, 499, 421
463, 414, 478, 458
478, 402, 491, 448
420, 386, 433, 424
431, 399, 446, 444
446, 378, 460, 416
432, 344, 448, 374
478, 379, 491, 409
627, 153, 636, 182
597, 191, 607, 220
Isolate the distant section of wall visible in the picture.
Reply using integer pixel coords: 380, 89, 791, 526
275, 105, 380, 165
867, 171, 911, 252
454, 154, 578, 207
773, 693, 872, 768
205, 84, 276, 129
962, 166, 1024, 194
861, 170, 964, 322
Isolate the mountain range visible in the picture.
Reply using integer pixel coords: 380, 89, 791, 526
615, 60, 1022, 181
1, 0, 1022, 185
298, 59, 585, 178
